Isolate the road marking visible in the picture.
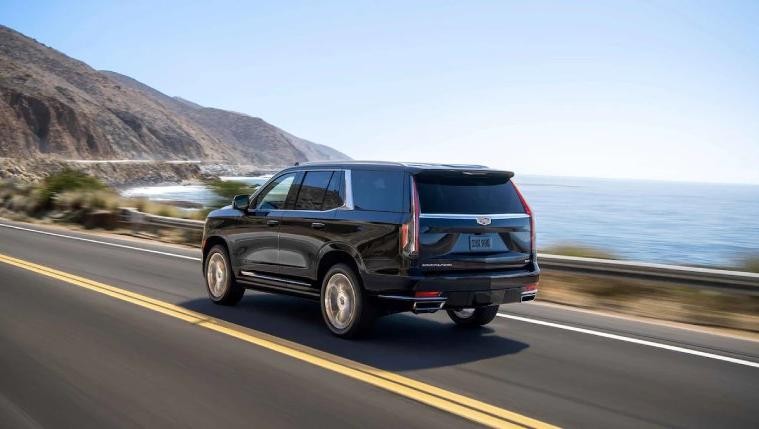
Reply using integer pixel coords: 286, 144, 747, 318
0, 253, 556, 429
5, 221, 754, 370
0, 222, 201, 261
497, 313, 759, 369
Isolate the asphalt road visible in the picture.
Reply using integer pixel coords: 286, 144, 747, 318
0, 220, 757, 428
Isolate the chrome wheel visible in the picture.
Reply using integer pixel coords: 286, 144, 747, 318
453, 308, 475, 319
206, 252, 228, 298
323, 273, 356, 330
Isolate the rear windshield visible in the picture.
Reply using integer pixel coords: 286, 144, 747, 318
415, 174, 525, 214
352, 170, 405, 212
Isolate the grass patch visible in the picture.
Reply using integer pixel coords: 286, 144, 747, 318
538, 271, 759, 332
741, 256, 759, 273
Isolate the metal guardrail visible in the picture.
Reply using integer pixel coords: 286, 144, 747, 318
539, 254, 759, 295
121, 208, 204, 230
121, 208, 759, 294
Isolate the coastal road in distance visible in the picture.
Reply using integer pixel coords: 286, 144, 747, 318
0, 219, 757, 428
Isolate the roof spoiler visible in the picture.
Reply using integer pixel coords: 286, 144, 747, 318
414, 169, 514, 180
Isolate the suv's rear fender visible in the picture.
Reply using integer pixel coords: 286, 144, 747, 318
320, 209, 407, 280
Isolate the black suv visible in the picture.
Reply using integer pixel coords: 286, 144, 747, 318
202, 162, 539, 337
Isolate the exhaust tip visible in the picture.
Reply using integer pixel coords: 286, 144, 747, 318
412, 300, 445, 314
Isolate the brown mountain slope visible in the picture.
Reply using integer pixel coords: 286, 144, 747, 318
0, 25, 348, 166
101, 71, 337, 166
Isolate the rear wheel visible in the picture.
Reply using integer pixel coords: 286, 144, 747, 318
320, 263, 375, 338
205, 245, 245, 305
447, 305, 499, 327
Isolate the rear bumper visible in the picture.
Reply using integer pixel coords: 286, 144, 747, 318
369, 265, 540, 312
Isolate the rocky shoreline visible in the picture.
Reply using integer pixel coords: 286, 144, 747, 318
0, 158, 277, 186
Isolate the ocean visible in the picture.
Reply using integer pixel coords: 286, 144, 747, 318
517, 175, 759, 267
121, 175, 759, 268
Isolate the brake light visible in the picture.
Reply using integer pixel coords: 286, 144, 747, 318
415, 291, 441, 298
401, 177, 420, 255
521, 282, 538, 293
512, 181, 535, 254
400, 223, 409, 248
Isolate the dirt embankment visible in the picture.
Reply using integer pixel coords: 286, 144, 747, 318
0, 158, 204, 187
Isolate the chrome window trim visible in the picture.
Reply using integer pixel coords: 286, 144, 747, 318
419, 213, 529, 219
248, 168, 354, 213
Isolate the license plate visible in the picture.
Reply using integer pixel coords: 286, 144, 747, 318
469, 236, 492, 251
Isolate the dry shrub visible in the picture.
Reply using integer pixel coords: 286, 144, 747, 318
542, 244, 617, 259
53, 190, 122, 212
742, 257, 759, 273
538, 271, 759, 332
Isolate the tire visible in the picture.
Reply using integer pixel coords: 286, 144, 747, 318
320, 263, 375, 338
447, 305, 499, 327
204, 245, 245, 305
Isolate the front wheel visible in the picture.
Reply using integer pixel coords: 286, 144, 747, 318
204, 245, 245, 305
447, 305, 499, 327
320, 264, 375, 338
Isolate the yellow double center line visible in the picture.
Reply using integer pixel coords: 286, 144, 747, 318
0, 252, 557, 429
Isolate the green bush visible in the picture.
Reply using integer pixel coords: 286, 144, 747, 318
39, 169, 106, 208
205, 179, 258, 207
189, 207, 213, 220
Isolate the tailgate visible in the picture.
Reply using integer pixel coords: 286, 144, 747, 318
414, 170, 532, 273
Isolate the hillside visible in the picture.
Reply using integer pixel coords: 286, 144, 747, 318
0, 25, 349, 167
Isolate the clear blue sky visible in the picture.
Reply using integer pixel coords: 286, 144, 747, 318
3, 0, 758, 183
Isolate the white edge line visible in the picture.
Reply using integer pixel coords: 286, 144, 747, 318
3, 222, 757, 369
497, 313, 759, 369
0, 223, 202, 261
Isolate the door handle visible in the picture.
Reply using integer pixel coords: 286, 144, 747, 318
267, 219, 279, 226
311, 222, 325, 229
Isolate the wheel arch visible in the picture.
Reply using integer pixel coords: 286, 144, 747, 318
316, 246, 364, 289
202, 235, 229, 264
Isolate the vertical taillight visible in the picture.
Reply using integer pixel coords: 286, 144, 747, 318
512, 181, 535, 255
401, 176, 420, 256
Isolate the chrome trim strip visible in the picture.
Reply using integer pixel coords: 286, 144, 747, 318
240, 271, 312, 287
377, 295, 447, 302
419, 213, 529, 219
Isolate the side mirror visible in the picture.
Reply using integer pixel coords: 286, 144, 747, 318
232, 194, 250, 211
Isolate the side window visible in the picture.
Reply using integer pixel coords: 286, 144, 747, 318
352, 170, 404, 212
254, 173, 297, 210
294, 171, 333, 210
322, 171, 344, 210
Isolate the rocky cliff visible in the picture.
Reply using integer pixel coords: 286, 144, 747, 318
0, 25, 349, 168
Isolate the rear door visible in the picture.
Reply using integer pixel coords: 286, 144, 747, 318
414, 171, 532, 273
278, 170, 344, 281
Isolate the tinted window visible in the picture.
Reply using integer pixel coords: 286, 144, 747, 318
294, 171, 333, 210
322, 171, 344, 210
415, 174, 525, 214
255, 173, 296, 210
352, 170, 404, 212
